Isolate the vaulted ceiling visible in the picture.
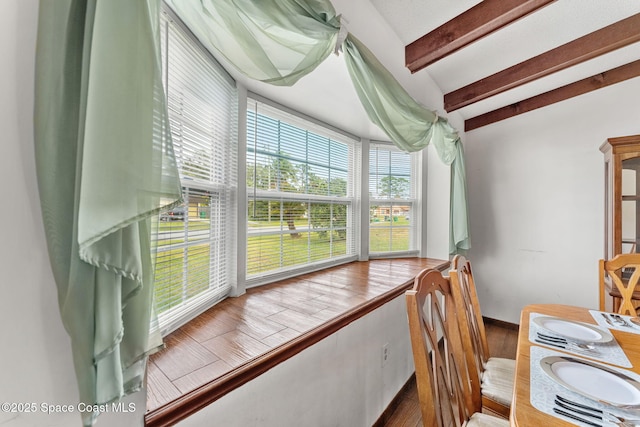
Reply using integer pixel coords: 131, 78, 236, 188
370, 0, 640, 131
212, 0, 640, 141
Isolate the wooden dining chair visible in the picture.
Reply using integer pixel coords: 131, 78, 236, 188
405, 268, 509, 427
449, 255, 515, 418
599, 253, 640, 315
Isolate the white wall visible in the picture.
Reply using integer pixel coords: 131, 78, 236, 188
1, 1, 145, 426
177, 296, 414, 427
465, 78, 640, 324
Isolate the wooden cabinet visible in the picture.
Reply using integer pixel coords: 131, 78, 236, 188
601, 134, 640, 311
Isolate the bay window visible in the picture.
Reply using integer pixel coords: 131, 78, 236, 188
152, 8, 421, 335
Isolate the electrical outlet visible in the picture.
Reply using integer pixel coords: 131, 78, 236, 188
382, 343, 390, 366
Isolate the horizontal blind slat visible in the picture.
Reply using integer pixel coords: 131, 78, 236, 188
368, 145, 416, 255
154, 10, 238, 335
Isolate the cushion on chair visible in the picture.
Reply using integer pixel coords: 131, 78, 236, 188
467, 412, 511, 427
484, 357, 516, 380
481, 357, 516, 406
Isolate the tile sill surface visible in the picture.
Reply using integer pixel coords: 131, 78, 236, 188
145, 257, 449, 427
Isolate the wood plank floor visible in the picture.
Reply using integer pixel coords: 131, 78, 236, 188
381, 320, 519, 427
146, 258, 449, 413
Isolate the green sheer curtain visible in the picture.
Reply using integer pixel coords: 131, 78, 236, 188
165, 0, 341, 86
34, 1, 182, 425
342, 34, 470, 253
166, 0, 470, 254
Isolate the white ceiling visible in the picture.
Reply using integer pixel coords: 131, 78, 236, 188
213, 0, 640, 141
369, 0, 640, 120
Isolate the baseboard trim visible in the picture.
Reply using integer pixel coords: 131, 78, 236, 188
483, 316, 519, 331
372, 373, 417, 427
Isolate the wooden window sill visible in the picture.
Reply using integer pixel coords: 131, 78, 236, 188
144, 257, 449, 427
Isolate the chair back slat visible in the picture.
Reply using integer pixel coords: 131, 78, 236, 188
600, 254, 640, 315
406, 268, 478, 427
449, 255, 488, 408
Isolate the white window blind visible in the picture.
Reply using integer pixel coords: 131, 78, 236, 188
369, 143, 416, 254
246, 99, 357, 280
154, 9, 238, 334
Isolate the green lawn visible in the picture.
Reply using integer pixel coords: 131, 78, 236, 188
369, 226, 410, 252
247, 231, 347, 275
154, 244, 211, 312
154, 218, 410, 314
158, 220, 210, 231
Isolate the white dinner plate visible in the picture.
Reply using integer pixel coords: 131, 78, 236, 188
533, 316, 613, 343
540, 356, 640, 407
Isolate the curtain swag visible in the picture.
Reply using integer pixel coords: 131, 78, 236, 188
166, 0, 470, 253
34, 0, 182, 425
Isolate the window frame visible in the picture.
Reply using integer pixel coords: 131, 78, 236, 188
368, 141, 419, 258
244, 96, 360, 287
154, 6, 239, 336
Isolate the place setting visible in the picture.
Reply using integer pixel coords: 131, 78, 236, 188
528, 312, 632, 368
590, 310, 640, 334
552, 393, 640, 427
529, 345, 640, 426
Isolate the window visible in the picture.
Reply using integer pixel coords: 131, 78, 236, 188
150, 9, 423, 335
153, 9, 238, 334
246, 99, 358, 280
369, 143, 416, 254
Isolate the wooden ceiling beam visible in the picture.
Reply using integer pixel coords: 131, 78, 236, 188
445, 13, 640, 112
464, 59, 640, 131
405, 0, 556, 73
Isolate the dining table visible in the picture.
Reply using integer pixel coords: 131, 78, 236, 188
511, 304, 640, 427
